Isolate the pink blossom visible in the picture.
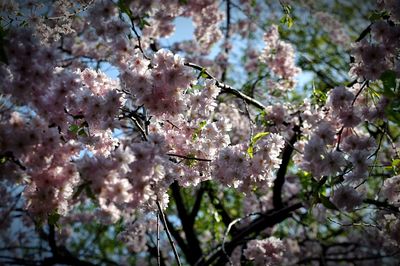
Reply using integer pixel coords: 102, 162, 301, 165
332, 185, 363, 211
382, 175, 400, 206
244, 237, 285, 266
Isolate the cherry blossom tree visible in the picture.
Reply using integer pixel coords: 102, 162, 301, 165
1, 0, 400, 265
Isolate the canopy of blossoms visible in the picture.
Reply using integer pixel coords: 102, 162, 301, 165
0, 0, 400, 265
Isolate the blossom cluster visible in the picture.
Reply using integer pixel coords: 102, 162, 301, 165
382, 175, 400, 206
213, 133, 285, 192
1, 0, 400, 264
243, 237, 285, 266
120, 49, 193, 117
147, 81, 231, 187
0, 111, 82, 218
350, 20, 400, 81
75, 133, 171, 222
259, 25, 301, 91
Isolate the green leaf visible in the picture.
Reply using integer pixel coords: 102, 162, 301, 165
191, 84, 203, 90
247, 145, 254, 158
251, 132, 270, 143
192, 120, 207, 140
77, 127, 88, 137
392, 159, 400, 167
255, 110, 266, 124
312, 86, 328, 105
380, 70, 397, 96
213, 211, 222, 223
183, 153, 198, 167
68, 124, 79, 134
138, 16, 150, 29
280, 14, 293, 28
368, 11, 390, 22
391, 159, 400, 174
117, 0, 132, 16
319, 194, 339, 211
385, 97, 400, 126
48, 212, 61, 227
247, 132, 270, 158
69, 123, 88, 137
279, 3, 294, 28
200, 68, 210, 79
385, 165, 393, 171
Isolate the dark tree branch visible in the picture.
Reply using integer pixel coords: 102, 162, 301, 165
167, 153, 211, 162
364, 199, 400, 213
221, 0, 231, 82
48, 224, 58, 256
146, 240, 166, 266
196, 202, 303, 266
221, 212, 262, 265
189, 184, 206, 223
41, 224, 97, 266
205, 182, 236, 233
146, 245, 165, 266
273, 125, 301, 209
171, 182, 203, 265
0, 255, 39, 266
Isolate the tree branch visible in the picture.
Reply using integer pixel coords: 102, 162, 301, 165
221, 0, 231, 82
184, 62, 267, 110
364, 199, 400, 213
273, 124, 301, 209
156, 201, 182, 266
41, 224, 97, 266
189, 184, 206, 223
167, 153, 211, 162
164, 217, 191, 260
196, 202, 303, 266
171, 182, 203, 265
205, 182, 236, 233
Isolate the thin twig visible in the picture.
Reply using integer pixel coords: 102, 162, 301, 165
327, 217, 381, 230
363, 199, 400, 213
242, 99, 254, 141
156, 201, 182, 266
368, 122, 400, 159
157, 211, 161, 266
167, 153, 212, 162
0, 192, 22, 227
44, 0, 95, 20
336, 126, 345, 151
129, 117, 147, 141
130, 21, 150, 60
351, 81, 368, 105
184, 62, 267, 110
221, 0, 231, 81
